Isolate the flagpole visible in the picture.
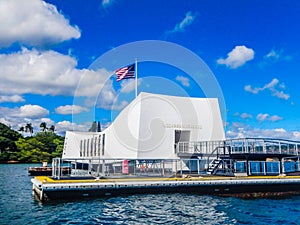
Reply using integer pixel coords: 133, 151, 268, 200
135, 58, 138, 98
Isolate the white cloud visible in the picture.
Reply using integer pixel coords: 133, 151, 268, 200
240, 113, 252, 119
226, 123, 300, 140
0, 48, 113, 98
120, 79, 142, 93
0, 95, 25, 103
256, 113, 283, 123
55, 120, 112, 135
18, 105, 49, 118
176, 76, 190, 87
217, 45, 254, 69
55, 105, 89, 115
55, 120, 90, 134
256, 113, 269, 122
95, 80, 118, 110
0, 104, 49, 119
245, 78, 290, 100
263, 49, 292, 62
112, 101, 129, 111
166, 11, 197, 34
0, 0, 80, 47
268, 115, 283, 122
0, 113, 90, 136
264, 49, 281, 60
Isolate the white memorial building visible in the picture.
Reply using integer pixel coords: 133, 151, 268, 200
62, 92, 225, 161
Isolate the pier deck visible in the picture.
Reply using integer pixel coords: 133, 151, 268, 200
32, 175, 300, 201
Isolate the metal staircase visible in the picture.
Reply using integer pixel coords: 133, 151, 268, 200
207, 158, 222, 175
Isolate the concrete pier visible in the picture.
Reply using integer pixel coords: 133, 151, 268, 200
32, 175, 300, 201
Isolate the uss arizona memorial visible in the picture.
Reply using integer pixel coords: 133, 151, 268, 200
62, 92, 300, 177
63, 92, 224, 160
32, 92, 300, 201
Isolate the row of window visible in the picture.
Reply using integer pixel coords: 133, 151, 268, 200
79, 134, 105, 157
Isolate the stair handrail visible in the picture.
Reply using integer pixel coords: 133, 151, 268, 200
206, 142, 227, 170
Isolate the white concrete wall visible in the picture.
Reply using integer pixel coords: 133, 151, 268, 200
62, 92, 225, 160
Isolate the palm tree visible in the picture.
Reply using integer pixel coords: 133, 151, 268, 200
40, 122, 48, 132
18, 126, 24, 133
49, 125, 55, 133
25, 123, 33, 136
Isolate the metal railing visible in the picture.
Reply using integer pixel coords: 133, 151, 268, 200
227, 138, 300, 155
52, 158, 209, 179
176, 138, 300, 156
176, 140, 226, 155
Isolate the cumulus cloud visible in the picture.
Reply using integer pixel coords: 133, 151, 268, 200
0, 95, 25, 103
244, 78, 290, 100
0, 0, 80, 47
18, 105, 49, 119
96, 86, 129, 111
217, 45, 254, 69
166, 11, 197, 35
0, 48, 114, 98
176, 76, 190, 87
0, 105, 49, 119
55, 120, 90, 134
55, 105, 89, 115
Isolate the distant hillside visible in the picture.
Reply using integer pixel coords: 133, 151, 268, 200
0, 123, 64, 163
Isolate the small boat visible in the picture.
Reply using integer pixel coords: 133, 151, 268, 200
28, 162, 71, 176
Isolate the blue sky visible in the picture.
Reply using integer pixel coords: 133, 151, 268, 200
0, 0, 300, 139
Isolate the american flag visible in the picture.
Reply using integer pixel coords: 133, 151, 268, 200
115, 64, 135, 82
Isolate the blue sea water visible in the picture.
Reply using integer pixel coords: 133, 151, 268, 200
1, 164, 300, 225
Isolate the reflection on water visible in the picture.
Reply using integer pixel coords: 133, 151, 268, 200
1, 164, 300, 225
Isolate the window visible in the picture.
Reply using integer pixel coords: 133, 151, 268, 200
98, 135, 101, 156
87, 139, 89, 157
80, 140, 83, 157
83, 139, 86, 157
94, 136, 97, 156
174, 130, 190, 153
90, 138, 93, 157
102, 134, 105, 156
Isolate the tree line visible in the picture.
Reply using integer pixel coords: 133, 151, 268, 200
0, 122, 64, 163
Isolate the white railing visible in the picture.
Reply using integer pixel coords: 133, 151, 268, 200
176, 138, 300, 156
176, 140, 226, 155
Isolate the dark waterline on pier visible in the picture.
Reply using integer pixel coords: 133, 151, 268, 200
1, 164, 300, 224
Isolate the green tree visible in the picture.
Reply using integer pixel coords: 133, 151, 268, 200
52, 137, 64, 158
15, 138, 51, 163
35, 132, 58, 154
0, 123, 22, 162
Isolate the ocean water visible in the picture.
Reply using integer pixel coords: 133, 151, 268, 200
1, 164, 300, 225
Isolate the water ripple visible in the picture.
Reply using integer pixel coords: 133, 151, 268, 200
1, 164, 300, 224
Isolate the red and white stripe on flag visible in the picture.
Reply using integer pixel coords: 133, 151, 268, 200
115, 64, 135, 81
